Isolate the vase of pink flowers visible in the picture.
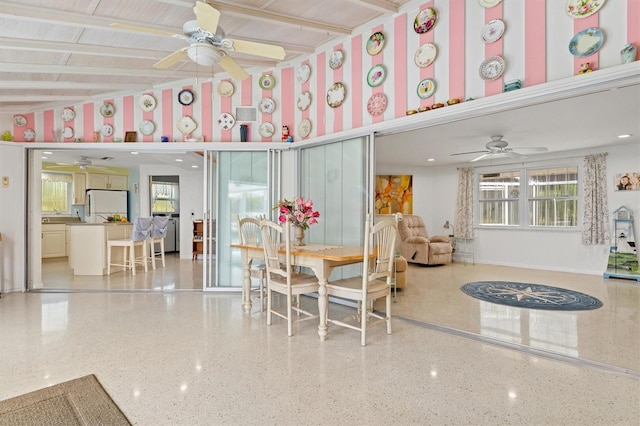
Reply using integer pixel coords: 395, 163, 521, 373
274, 197, 320, 246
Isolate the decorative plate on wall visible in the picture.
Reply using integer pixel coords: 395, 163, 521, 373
298, 118, 312, 138
481, 19, 505, 44
413, 8, 437, 34
139, 120, 155, 136
62, 126, 74, 139
217, 113, 235, 130
366, 32, 385, 56
479, 0, 503, 8
414, 43, 437, 67
259, 74, 276, 90
326, 82, 346, 108
258, 122, 275, 138
100, 102, 115, 118
566, 0, 606, 19
367, 93, 387, 116
23, 128, 35, 141
569, 27, 604, 57
416, 78, 436, 99
259, 97, 276, 115
139, 94, 156, 111
366, 64, 387, 87
177, 116, 197, 135
178, 89, 194, 106
61, 108, 75, 122
13, 115, 27, 127
479, 55, 506, 80
297, 63, 311, 83
297, 91, 312, 111
329, 50, 344, 69
217, 81, 234, 97
101, 124, 114, 137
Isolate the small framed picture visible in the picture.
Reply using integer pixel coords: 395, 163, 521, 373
614, 172, 640, 191
124, 131, 137, 142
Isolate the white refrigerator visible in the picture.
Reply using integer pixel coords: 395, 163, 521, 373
86, 189, 128, 223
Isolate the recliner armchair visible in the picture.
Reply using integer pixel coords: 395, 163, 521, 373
397, 214, 452, 265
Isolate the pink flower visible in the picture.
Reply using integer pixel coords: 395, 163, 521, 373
273, 197, 320, 230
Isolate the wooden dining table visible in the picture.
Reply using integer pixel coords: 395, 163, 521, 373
230, 242, 366, 341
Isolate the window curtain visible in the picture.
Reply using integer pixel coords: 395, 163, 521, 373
455, 167, 474, 238
582, 153, 610, 245
42, 172, 72, 183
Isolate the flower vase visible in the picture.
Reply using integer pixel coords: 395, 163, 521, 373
293, 225, 305, 246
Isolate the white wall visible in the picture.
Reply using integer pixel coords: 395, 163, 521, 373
0, 143, 26, 292
378, 143, 640, 275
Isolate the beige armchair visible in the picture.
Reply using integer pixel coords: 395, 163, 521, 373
397, 214, 452, 265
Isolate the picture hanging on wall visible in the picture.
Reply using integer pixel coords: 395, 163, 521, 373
614, 172, 640, 191
375, 175, 413, 215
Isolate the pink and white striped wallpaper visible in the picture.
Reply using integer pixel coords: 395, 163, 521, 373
12, 0, 639, 144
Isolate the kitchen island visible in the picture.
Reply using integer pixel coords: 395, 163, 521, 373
67, 222, 133, 275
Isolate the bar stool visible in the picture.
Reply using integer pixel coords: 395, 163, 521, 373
148, 216, 170, 269
107, 217, 153, 275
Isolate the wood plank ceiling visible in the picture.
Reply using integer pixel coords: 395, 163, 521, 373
0, 0, 410, 112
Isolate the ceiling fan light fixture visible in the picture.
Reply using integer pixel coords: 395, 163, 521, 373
188, 42, 221, 66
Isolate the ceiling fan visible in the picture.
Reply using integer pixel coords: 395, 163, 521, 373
451, 135, 548, 162
110, 1, 286, 81
47, 156, 115, 172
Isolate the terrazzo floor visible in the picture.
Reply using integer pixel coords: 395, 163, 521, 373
1, 257, 638, 425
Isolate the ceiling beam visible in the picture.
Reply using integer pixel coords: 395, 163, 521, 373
1, 63, 195, 79
0, 81, 144, 90
344, 0, 399, 13
206, 1, 352, 35
0, 37, 165, 60
0, 1, 184, 35
0, 95, 91, 103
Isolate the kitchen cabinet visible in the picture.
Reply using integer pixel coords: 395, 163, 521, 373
72, 172, 87, 204
42, 224, 67, 258
87, 173, 128, 190
68, 223, 132, 275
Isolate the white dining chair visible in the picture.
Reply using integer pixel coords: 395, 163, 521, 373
148, 216, 170, 269
107, 217, 153, 276
326, 213, 397, 346
238, 216, 267, 312
260, 219, 319, 336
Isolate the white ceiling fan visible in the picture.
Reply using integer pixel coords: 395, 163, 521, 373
110, 1, 286, 81
451, 135, 548, 162
47, 156, 116, 172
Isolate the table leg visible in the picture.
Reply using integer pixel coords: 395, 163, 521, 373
317, 277, 329, 341
241, 250, 252, 313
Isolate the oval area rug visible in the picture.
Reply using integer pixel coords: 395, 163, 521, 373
461, 281, 603, 311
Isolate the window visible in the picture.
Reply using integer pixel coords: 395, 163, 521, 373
151, 181, 179, 214
528, 167, 578, 227
41, 172, 72, 214
478, 166, 579, 228
478, 171, 520, 226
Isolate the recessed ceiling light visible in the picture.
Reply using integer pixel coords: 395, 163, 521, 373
43, 151, 52, 155
175, 159, 183, 162
618, 134, 632, 139
191, 165, 198, 168
130, 151, 138, 155
41, 156, 48, 159
427, 158, 435, 162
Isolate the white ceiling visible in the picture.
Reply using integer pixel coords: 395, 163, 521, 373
0, 0, 412, 112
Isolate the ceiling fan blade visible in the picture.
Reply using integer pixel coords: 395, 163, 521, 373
226, 39, 286, 60
153, 49, 188, 69
470, 153, 491, 162
218, 54, 249, 81
451, 150, 489, 157
195, 1, 220, 35
109, 22, 179, 37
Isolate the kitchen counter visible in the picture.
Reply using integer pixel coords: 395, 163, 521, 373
68, 222, 133, 275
